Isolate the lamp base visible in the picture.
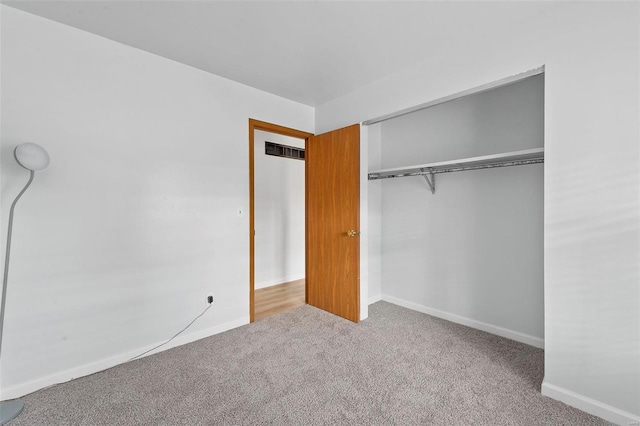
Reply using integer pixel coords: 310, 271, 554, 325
0, 399, 24, 425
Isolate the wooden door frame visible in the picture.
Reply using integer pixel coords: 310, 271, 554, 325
248, 119, 313, 323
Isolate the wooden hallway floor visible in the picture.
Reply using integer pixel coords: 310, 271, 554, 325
255, 279, 305, 321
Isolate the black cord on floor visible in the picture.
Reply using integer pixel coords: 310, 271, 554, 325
37, 303, 213, 393
128, 304, 213, 362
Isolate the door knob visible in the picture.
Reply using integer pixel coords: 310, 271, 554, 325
347, 230, 360, 237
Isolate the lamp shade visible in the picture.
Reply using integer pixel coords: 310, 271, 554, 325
14, 143, 50, 171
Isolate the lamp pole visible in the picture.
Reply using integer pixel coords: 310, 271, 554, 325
0, 143, 50, 425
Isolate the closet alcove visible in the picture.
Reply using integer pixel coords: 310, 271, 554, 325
368, 71, 544, 347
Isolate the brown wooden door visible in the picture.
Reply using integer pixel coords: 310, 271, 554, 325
306, 124, 360, 322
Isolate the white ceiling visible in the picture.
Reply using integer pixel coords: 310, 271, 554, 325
2, 1, 555, 107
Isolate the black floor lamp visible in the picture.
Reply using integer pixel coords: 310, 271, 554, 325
0, 143, 50, 425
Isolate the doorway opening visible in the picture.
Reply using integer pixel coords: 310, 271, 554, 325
249, 119, 361, 323
253, 130, 306, 320
248, 120, 313, 322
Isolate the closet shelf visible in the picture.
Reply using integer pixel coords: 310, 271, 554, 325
367, 147, 544, 194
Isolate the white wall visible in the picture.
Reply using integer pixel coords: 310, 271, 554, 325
0, 6, 313, 398
366, 123, 382, 305
379, 75, 544, 346
317, 2, 639, 424
254, 130, 305, 289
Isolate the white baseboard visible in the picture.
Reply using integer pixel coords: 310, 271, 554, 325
542, 381, 640, 425
368, 294, 382, 305
255, 275, 304, 290
2, 316, 248, 400
381, 294, 544, 349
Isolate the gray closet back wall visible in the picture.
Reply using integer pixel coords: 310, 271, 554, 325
379, 74, 544, 342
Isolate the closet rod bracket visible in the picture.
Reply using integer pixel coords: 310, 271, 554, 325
421, 168, 435, 194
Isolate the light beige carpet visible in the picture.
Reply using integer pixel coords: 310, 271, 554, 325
11, 301, 607, 425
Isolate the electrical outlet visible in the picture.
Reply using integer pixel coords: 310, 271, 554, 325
207, 295, 213, 304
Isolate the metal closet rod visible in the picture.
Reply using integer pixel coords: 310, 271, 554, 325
368, 158, 544, 180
